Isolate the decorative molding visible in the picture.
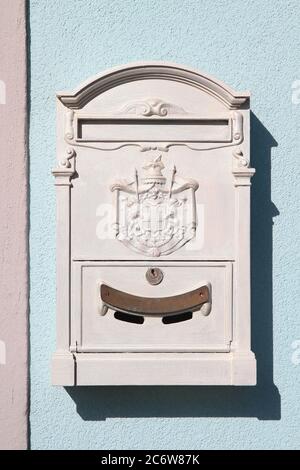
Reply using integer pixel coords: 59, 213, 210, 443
64, 134, 245, 154
232, 111, 243, 142
139, 144, 170, 152
59, 147, 76, 169
63, 139, 245, 153
232, 148, 255, 186
119, 98, 187, 117
232, 169, 255, 187
57, 62, 249, 110
52, 148, 76, 184
110, 155, 198, 257
65, 110, 75, 140
233, 148, 249, 168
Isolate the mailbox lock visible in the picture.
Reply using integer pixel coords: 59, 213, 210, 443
146, 268, 164, 285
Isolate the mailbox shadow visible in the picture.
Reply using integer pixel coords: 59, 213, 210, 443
66, 112, 281, 420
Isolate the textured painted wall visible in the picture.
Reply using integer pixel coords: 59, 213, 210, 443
0, 0, 28, 450
29, 0, 300, 449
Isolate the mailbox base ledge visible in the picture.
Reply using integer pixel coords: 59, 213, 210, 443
52, 352, 256, 386
52, 352, 76, 386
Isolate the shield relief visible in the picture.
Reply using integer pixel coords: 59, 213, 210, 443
111, 155, 199, 257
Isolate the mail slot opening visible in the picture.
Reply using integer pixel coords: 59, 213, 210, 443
76, 117, 231, 142
113, 310, 193, 324
114, 311, 144, 324
162, 311, 193, 324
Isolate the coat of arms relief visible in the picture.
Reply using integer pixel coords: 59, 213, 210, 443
111, 156, 199, 257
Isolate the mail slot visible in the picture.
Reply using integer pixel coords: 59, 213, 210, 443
52, 62, 256, 386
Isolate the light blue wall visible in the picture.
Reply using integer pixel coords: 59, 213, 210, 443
29, 0, 300, 449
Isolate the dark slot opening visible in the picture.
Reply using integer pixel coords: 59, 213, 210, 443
77, 118, 229, 138
114, 311, 144, 324
162, 311, 193, 324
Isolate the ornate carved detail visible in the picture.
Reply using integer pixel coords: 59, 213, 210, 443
119, 98, 186, 117
231, 111, 243, 142
111, 156, 198, 257
59, 147, 76, 168
63, 139, 245, 154
52, 147, 76, 185
232, 148, 255, 186
140, 144, 169, 152
65, 110, 74, 140
233, 148, 249, 168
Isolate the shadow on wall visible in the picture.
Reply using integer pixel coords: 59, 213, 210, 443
66, 112, 281, 421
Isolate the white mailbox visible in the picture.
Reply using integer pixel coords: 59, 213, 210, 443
52, 62, 256, 386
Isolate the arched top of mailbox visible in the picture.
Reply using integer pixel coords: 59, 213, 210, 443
57, 62, 249, 110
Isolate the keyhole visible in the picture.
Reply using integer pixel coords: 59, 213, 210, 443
146, 267, 164, 285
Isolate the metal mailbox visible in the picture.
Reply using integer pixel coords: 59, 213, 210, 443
52, 62, 256, 385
